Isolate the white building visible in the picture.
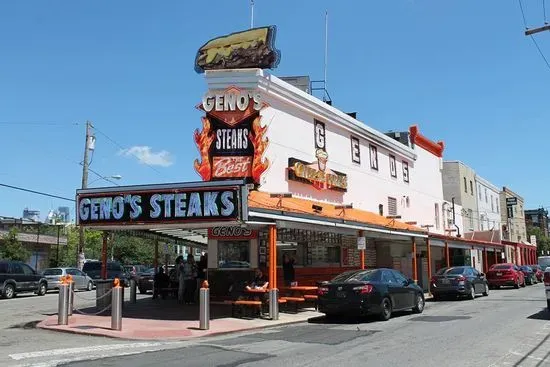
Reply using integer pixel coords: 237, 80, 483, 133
475, 175, 502, 235
203, 69, 448, 236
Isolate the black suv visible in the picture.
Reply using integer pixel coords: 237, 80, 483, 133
0, 260, 48, 299
82, 260, 129, 286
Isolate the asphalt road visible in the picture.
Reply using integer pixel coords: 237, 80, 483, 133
2, 284, 550, 367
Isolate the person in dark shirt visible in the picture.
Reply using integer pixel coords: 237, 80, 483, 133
247, 268, 268, 290
283, 253, 295, 286
153, 267, 170, 299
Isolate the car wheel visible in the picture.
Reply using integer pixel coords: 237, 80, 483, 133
37, 282, 47, 296
413, 293, 425, 313
482, 283, 489, 297
379, 297, 392, 321
468, 285, 476, 300
521, 279, 526, 287
2, 284, 15, 299
514, 280, 520, 289
86, 281, 93, 291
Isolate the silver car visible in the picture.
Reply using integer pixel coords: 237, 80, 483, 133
42, 267, 94, 291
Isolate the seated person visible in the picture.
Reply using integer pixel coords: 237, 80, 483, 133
153, 267, 170, 299
246, 268, 269, 290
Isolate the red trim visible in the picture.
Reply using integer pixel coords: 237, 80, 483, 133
409, 125, 445, 158
430, 233, 504, 248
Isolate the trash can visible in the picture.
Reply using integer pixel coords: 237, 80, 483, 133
95, 279, 124, 312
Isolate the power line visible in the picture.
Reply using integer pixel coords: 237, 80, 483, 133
0, 121, 80, 126
0, 183, 75, 202
91, 125, 164, 176
544, 0, 548, 24
519, 0, 528, 28
518, 0, 550, 72
529, 34, 550, 71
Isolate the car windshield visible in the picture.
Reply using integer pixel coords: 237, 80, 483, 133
492, 265, 512, 270
82, 262, 101, 271
43, 269, 62, 276
444, 267, 466, 275
331, 270, 377, 283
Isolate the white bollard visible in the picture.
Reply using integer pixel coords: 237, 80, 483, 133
57, 284, 69, 325
130, 279, 137, 304
111, 285, 123, 331
269, 288, 279, 321
199, 287, 210, 330
68, 281, 74, 316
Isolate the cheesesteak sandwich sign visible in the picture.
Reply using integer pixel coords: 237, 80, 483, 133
76, 181, 249, 228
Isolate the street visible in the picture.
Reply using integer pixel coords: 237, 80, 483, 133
0, 285, 549, 367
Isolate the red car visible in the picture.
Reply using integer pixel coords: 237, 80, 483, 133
486, 263, 525, 289
529, 265, 544, 282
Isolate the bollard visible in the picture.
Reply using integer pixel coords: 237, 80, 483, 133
111, 279, 123, 331
130, 278, 137, 304
57, 283, 69, 325
269, 288, 279, 321
199, 280, 210, 330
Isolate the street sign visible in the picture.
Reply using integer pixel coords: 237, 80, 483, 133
506, 197, 517, 206
530, 235, 537, 246
357, 236, 366, 250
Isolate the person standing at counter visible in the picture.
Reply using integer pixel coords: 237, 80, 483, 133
283, 253, 295, 287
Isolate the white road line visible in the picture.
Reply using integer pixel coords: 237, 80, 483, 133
8, 342, 164, 361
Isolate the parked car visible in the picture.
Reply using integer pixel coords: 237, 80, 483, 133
430, 266, 489, 301
529, 265, 544, 282
124, 265, 148, 282
42, 267, 94, 291
317, 268, 424, 321
137, 267, 155, 294
519, 265, 537, 285
82, 260, 129, 287
0, 260, 48, 299
486, 263, 525, 289
544, 267, 550, 310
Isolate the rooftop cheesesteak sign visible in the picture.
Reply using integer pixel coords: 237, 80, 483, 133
76, 182, 248, 227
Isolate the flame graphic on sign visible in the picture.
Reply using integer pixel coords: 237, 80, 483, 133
249, 116, 270, 183
193, 116, 214, 181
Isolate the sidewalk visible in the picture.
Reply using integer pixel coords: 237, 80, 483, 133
37, 296, 322, 341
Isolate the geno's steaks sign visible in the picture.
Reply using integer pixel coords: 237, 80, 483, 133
76, 181, 248, 228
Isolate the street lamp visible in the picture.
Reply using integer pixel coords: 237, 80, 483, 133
88, 175, 122, 186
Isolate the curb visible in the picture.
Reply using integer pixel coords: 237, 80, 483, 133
36, 316, 313, 342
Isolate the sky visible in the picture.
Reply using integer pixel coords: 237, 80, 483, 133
1, 0, 549, 222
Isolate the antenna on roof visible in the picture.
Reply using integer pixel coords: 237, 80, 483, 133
311, 10, 332, 105
250, 0, 254, 28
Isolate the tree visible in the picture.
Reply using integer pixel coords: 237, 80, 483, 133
527, 226, 550, 256
0, 228, 31, 262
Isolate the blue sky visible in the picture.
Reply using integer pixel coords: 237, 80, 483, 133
1, 0, 549, 221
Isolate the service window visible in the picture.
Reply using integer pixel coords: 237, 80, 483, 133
218, 240, 250, 268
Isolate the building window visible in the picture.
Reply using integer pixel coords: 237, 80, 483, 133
470, 180, 474, 195
485, 188, 488, 203
491, 196, 494, 211
277, 242, 306, 267
389, 155, 397, 178
350, 136, 360, 164
464, 177, 467, 193
388, 197, 397, 216
369, 145, 378, 170
326, 246, 341, 263
402, 161, 409, 183
435, 203, 440, 230
217, 240, 250, 268
478, 185, 482, 200
496, 200, 499, 213
311, 244, 341, 265
468, 209, 474, 229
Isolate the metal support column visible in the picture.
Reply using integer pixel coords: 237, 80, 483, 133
57, 283, 69, 325
359, 230, 365, 270
268, 224, 279, 320
445, 240, 450, 268
426, 237, 432, 283
130, 278, 137, 304
111, 280, 123, 331
412, 237, 418, 284
199, 282, 210, 330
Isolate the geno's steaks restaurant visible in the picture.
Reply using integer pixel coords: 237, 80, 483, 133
77, 26, 433, 303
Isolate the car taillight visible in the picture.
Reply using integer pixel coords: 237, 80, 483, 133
353, 284, 373, 294
456, 275, 466, 282
544, 272, 550, 286
317, 287, 329, 296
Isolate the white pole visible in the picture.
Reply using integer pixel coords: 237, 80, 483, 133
251, 0, 254, 29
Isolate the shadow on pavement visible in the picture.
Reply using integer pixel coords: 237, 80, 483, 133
307, 310, 413, 325
527, 308, 550, 321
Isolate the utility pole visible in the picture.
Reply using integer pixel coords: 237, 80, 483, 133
525, 24, 550, 36
77, 121, 94, 269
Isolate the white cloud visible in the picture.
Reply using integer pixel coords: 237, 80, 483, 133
119, 146, 174, 167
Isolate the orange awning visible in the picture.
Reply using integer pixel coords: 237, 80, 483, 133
248, 191, 425, 234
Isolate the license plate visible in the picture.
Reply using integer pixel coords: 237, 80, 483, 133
336, 291, 347, 298
496, 273, 502, 276
442, 279, 450, 284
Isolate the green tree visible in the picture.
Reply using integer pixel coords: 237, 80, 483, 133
111, 233, 156, 266
527, 226, 550, 257
0, 228, 31, 262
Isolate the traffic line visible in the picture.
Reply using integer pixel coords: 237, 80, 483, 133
9, 342, 164, 361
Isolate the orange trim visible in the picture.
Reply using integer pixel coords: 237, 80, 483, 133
248, 191, 425, 233
409, 125, 444, 158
